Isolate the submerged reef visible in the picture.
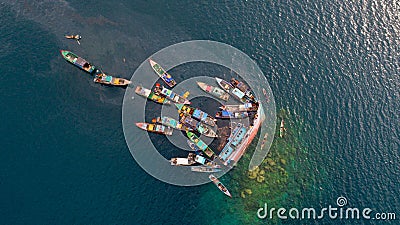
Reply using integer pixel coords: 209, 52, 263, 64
224, 108, 317, 224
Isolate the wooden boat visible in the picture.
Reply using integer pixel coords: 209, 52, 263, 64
180, 114, 217, 138
135, 122, 173, 135
176, 104, 217, 127
220, 102, 258, 112
215, 77, 248, 103
187, 140, 201, 152
193, 154, 221, 168
191, 166, 221, 173
230, 78, 257, 102
215, 110, 249, 119
93, 71, 131, 86
135, 86, 170, 104
60, 50, 96, 73
197, 82, 229, 101
221, 105, 264, 166
149, 59, 177, 87
209, 174, 232, 198
279, 119, 285, 138
170, 153, 196, 166
154, 83, 190, 104
153, 116, 192, 131
186, 131, 216, 159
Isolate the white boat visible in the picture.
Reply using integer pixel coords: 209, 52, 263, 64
197, 81, 229, 101
191, 166, 221, 173
209, 174, 232, 198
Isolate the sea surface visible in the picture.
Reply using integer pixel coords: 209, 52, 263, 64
0, 0, 399, 224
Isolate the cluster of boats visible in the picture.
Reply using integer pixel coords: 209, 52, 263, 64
60, 50, 131, 86
60, 35, 271, 198
131, 60, 268, 198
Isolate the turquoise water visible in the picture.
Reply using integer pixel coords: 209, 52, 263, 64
1, 1, 399, 224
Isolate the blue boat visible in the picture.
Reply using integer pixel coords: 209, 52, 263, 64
175, 104, 217, 127
215, 110, 249, 119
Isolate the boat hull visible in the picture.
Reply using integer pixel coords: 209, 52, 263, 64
197, 82, 229, 101
215, 77, 248, 103
155, 86, 190, 104
135, 122, 173, 135
220, 103, 258, 112
176, 104, 217, 127
180, 115, 217, 138
155, 117, 192, 131
215, 110, 249, 119
186, 131, 216, 158
60, 50, 96, 74
191, 166, 221, 173
149, 59, 177, 87
230, 78, 257, 102
94, 71, 131, 86
209, 174, 232, 198
279, 119, 285, 138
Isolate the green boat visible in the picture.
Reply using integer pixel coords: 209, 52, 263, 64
149, 59, 177, 87
186, 131, 216, 159
60, 50, 96, 74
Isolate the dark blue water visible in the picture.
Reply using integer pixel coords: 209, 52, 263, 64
1, 0, 399, 224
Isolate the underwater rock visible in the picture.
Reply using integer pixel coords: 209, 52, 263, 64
266, 158, 274, 163
268, 160, 276, 166
259, 170, 265, 175
280, 159, 286, 165
264, 166, 272, 171
248, 171, 257, 179
257, 175, 265, 183
245, 189, 252, 195
241, 191, 246, 198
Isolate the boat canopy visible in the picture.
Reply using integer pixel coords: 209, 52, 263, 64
220, 146, 234, 161
164, 117, 177, 127
161, 88, 172, 96
162, 74, 173, 82
195, 155, 207, 165
105, 76, 112, 82
176, 158, 189, 165
196, 140, 208, 151
221, 110, 231, 117
232, 88, 245, 98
